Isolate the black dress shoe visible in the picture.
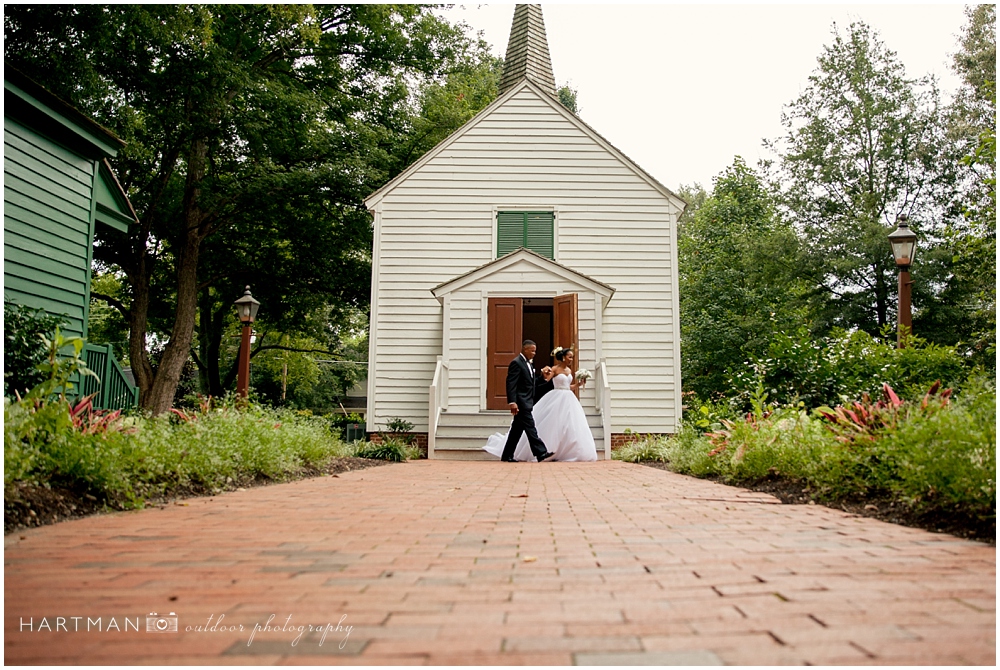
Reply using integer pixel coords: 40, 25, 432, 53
537, 452, 556, 462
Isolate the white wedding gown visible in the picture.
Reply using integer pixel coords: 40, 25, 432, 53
483, 373, 598, 462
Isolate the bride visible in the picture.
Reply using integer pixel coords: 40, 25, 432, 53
483, 347, 598, 462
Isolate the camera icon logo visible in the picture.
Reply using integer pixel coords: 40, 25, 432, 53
146, 612, 178, 633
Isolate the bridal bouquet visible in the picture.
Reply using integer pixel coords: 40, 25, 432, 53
575, 368, 592, 383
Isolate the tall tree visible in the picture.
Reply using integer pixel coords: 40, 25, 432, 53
5, 4, 472, 414
768, 21, 954, 336
678, 158, 808, 399
942, 4, 996, 367
393, 45, 503, 171
952, 4, 996, 126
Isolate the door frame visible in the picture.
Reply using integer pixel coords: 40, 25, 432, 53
480, 290, 556, 411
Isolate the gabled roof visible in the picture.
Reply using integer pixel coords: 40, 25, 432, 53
431, 247, 616, 305
5, 68, 138, 231
364, 78, 687, 213
499, 4, 556, 96
95, 159, 139, 232
4, 67, 125, 160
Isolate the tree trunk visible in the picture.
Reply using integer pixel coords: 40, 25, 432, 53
204, 297, 227, 397
144, 139, 209, 415
127, 225, 155, 406
874, 262, 889, 329
196, 289, 228, 397
197, 290, 213, 395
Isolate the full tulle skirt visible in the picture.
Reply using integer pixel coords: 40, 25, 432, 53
483, 389, 597, 462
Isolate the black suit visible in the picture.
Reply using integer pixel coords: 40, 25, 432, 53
500, 355, 554, 461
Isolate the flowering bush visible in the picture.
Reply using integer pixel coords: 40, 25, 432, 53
617, 380, 995, 524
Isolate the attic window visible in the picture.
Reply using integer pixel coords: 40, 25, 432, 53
497, 211, 554, 259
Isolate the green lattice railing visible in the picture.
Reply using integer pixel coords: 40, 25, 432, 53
81, 343, 139, 410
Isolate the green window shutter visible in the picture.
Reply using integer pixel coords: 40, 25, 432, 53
496, 211, 554, 259
525, 212, 554, 259
497, 212, 525, 257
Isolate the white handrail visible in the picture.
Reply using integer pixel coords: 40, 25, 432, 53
595, 360, 611, 460
428, 357, 448, 459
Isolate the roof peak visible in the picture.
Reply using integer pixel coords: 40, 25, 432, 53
498, 4, 556, 97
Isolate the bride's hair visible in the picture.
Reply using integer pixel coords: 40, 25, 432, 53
553, 348, 574, 362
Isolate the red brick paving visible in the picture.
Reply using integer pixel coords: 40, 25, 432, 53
4, 461, 995, 665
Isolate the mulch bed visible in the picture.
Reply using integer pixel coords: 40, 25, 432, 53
4, 457, 390, 535
639, 462, 995, 545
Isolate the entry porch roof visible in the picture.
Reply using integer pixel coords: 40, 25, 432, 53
430, 247, 616, 305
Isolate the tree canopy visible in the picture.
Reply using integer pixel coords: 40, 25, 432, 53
678, 159, 809, 398
6, 6, 992, 410
767, 21, 954, 336
5, 4, 480, 414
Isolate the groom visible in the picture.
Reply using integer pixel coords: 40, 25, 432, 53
501, 340, 555, 462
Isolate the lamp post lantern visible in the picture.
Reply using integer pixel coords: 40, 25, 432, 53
887, 216, 917, 348
234, 286, 260, 397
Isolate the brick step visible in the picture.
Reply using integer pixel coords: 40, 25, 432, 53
429, 448, 499, 461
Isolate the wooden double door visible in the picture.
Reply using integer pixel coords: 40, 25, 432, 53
486, 294, 578, 410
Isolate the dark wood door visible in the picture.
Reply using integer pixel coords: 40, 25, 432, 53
553, 293, 579, 397
486, 297, 523, 410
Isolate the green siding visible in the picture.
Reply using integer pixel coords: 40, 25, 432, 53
3, 117, 94, 339
496, 211, 554, 259
5, 130, 93, 193
4, 70, 138, 410
93, 165, 135, 231
3, 227, 89, 269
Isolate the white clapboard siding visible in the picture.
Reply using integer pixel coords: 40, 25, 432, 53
367, 81, 682, 433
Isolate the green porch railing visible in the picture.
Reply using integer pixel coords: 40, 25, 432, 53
81, 343, 139, 410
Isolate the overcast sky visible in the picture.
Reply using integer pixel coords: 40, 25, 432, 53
438, 2, 971, 193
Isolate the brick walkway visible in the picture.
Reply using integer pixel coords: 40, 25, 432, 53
4, 461, 995, 665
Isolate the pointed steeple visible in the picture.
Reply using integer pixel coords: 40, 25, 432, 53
499, 4, 557, 97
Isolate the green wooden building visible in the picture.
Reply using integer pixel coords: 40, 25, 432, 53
4, 68, 139, 409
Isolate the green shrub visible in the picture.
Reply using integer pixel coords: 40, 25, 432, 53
876, 379, 995, 520
385, 417, 414, 433
681, 391, 739, 434
4, 399, 45, 485
122, 403, 354, 496
355, 438, 408, 462
376, 417, 414, 445
730, 327, 969, 410
649, 379, 995, 524
4, 302, 69, 398
832, 329, 969, 401
5, 369, 356, 506
613, 437, 671, 463
708, 408, 833, 483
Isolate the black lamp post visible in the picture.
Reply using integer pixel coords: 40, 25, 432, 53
887, 216, 917, 348
233, 286, 261, 397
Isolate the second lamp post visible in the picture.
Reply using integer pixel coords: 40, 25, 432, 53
887, 216, 917, 348
234, 286, 261, 397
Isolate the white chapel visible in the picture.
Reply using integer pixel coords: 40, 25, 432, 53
364, 4, 685, 458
